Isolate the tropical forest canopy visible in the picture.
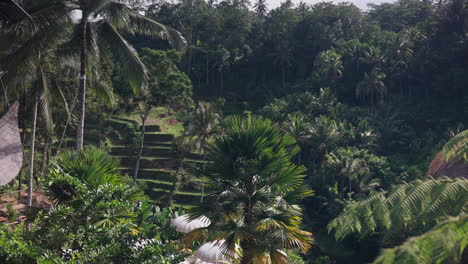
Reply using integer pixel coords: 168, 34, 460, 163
0, 0, 467, 263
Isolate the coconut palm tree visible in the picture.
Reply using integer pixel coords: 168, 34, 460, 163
185, 115, 314, 264
326, 152, 369, 198
0, 0, 72, 205
5, 0, 186, 152
359, 46, 385, 67
282, 112, 309, 165
356, 67, 386, 107
300, 116, 342, 156
1, 0, 185, 205
315, 49, 344, 82
185, 102, 221, 203
69, 0, 186, 151
253, 0, 268, 18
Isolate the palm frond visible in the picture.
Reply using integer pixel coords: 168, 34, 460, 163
328, 177, 468, 242
38, 65, 54, 135
373, 215, 468, 264
97, 1, 187, 51
98, 21, 147, 95
441, 130, 468, 161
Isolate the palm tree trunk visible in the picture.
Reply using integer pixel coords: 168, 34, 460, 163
76, 16, 88, 152
19, 92, 27, 197
206, 56, 209, 84
200, 148, 206, 204
349, 177, 352, 194
281, 63, 285, 89
169, 160, 184, 206
37, 135, 49, 192
240, 199, 254, 264
27, 85, 39, 206
134, 112, 148, 184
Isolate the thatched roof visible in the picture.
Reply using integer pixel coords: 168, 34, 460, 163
426, 152, 467, 179
0, 102, 23, 186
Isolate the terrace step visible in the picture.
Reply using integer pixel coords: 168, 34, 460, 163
145, 134, 175, 142
144, 141, 174, 147
122, 169, 176, 181
119, 157, 176, 169
140, 179, 200, 193
111, 147, 172, 157
142, 125, 161, 132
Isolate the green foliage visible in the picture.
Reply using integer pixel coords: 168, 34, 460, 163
328, 177, 468, 244
46, 147, 124, 204
0, 148, 183, 263
187, 115, 314, 263
0, 224, 38, 264
373, 215, 468, 264
6, 204, 17, 222
441, 130, 468, 161
140, 48, 194, 110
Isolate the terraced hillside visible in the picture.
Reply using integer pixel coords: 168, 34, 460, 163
93, 117, 204, 208
23, 116, 203, 208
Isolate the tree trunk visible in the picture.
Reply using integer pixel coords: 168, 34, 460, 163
240, 199, 254, 264
19, 93, 27, 198
348, 177, 352, 195
76, 16, 88, 152
37, 135, 49, 192
206, 56, 209, 84
134, 115, 147, 184
281, 63, 285, 89
169, 160, 184, 207
27, 85, 39, 206
200, 148, 206, 204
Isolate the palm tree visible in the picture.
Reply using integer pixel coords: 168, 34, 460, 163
0, 1, 71, 206
168, 136, 196, 206
282, 112, 309, 164
70, 0, 186, 151
186, 102, 221, 203
356, 67, 386, 107
315, 49, 344, 81
8, 0, 185, 152
300, 116, 342, 156
46, 147, 126, 204
326, 152, 369, 198
185, 115, 313, 264
272, 42, 292, 89
253, 0, 268, 18
359, 46, 385, 67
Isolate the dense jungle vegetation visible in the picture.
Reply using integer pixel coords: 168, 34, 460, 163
0, 0, 467, 263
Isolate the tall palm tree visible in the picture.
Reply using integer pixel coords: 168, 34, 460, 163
185, 115, 313, 264
70, 0, 186, 151
315, 49, 344, 81
326, 152, 369, 197
7, 0, 185, 152
186, 102, 221, 203
356, 67, 386, 107
253, 0, 268, 18
272, 42, 292, 89
359, 46, 385, 67
0, 0, 71, 205
300, 116, 342, 155
282, 112, 309, 165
